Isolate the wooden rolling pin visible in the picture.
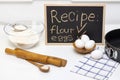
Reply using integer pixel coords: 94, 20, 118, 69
5, 48, 67, 67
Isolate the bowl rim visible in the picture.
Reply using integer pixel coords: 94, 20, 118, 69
3, 22, 44, 36
105, 29, 120, 51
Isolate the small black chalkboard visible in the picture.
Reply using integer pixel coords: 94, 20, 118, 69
45, 4, 105, 45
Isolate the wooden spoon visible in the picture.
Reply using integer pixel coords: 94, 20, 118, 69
27, 60, 50, 73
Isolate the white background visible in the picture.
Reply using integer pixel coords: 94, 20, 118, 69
0, 0, 31, 2
72, 0, 120, 2
0, 2, 32, 24
0, 0, 120, 25
0, 1, 120, 80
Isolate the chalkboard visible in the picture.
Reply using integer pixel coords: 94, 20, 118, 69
45, 4, 105, 45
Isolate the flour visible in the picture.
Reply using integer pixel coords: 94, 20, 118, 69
13, 24, 27, 31
9, 28, 40, 49
41, 65, 49, 70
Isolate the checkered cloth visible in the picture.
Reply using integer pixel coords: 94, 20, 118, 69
70, 54, 119, 80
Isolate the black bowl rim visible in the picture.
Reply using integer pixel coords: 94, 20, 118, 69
105, 29, 120, 51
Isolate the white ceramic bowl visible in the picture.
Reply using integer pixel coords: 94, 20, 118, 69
4, 21, 44, 49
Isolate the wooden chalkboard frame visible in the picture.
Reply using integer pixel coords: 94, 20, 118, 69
44, 4, 105, 45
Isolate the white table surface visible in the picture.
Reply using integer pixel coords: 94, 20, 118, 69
0, 24, 120, 80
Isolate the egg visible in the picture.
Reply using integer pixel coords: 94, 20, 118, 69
91, 50, 103, 60
85, 40, 95, 50
81, 35, 90, 43
75, 39, 85, 48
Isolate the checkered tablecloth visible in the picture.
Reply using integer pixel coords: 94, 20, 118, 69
70, 53, 119, 80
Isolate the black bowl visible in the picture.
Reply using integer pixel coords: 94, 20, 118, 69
105, 29, 120, 62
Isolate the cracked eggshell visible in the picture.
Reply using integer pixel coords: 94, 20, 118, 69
75, 39, 85, 48
91, 50, 103, 60
81, 35, 90, 43
85, 40, 95, 50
